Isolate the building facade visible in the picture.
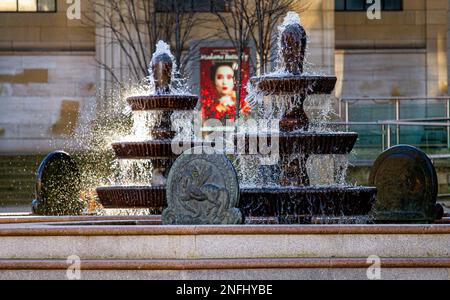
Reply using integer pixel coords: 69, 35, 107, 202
0, 0, 449, 154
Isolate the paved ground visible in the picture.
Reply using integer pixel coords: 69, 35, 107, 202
1, 203, 449, 218
441, 201, 450, 216
0, 205, 31, 214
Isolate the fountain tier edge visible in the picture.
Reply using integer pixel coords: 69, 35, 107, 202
251, 75, 337, 95
97, 185, 376, 218
96, 17, 377, 223
111, 132, 358, 159
127, 94, 198, 111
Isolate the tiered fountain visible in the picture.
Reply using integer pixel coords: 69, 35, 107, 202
96, 15, 376, 223
96, 42, 198, 209
1, 13, 448, 281
237, 14, 377, 222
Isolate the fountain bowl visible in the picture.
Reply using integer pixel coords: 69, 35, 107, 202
96, 185, 166, 209
112, 140, 178, 159
240, 186, 377, 219
127, 95, 198, 111
96, 184, 377, 221
277, 132, 358, 155
250, 75, 337, 95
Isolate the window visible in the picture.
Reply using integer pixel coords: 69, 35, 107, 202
155, 0, 229, 13
0, 0, 56, 12
335, 0, 402, 11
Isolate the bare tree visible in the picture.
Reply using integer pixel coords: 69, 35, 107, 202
213, 0, 312, 118
244, 0, 309, 74
87, 0, 204, 85
214, 0, 255, 119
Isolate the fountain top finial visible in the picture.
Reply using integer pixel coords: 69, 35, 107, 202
280, 12, 307, 75
151, 41, 173, 95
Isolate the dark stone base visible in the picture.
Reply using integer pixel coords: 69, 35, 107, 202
240, 186, 377, 221
96, 185, 377, 224
96, 185, 166, 209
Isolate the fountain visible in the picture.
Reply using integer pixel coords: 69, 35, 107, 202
0, 12, 448, 281
96, 42, 198, 209
237, 12, 377, 223
94, 14, 376, 224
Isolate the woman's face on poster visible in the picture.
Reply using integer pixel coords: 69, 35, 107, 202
214, 65, 234, 97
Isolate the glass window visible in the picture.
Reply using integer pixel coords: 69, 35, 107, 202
211, 0, 228, 12
383, 0, 402, 10
18, 0, 37, 12
194, 0, 212, 12
155, 0, 228, 13
335, 0, 345, 11
335, 0, 402, 11
38, 0, 56, 12
346, 0, 365, 11
0, 0, 56, 12
0, 0, 18, 11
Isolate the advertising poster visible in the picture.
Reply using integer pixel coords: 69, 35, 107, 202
199, 47, 251, 124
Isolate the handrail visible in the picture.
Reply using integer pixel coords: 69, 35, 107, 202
329, 119, 450, 151
393, 117, 450, 122
379, 121, 449, 126
330, 121, 450, 126
340, 96, 450, 102
338, 96, 450, 149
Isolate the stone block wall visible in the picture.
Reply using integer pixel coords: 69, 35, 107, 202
0, 54, 97, 154
0, 0, 94, 51
335, 49, 427, 97
336, 0, 449, 97
0, 0, 96, 154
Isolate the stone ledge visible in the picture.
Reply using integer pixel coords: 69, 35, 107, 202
1, 268, 449, 280
1, 258, 450, 270
0, 232, 448, 259
1, 224, 450, 236
0, 215, 160, 224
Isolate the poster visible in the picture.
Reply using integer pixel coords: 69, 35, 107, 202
200, 47, 251, 124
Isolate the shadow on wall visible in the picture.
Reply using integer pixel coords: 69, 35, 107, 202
51, 100, 80, 136
0, 69, 48, 84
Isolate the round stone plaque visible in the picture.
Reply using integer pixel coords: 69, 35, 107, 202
369, 145, 438, 223
32, 151, 84, 216
162, 147, 242, 225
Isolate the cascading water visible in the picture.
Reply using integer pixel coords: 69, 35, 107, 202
91, 12, 376, 224
236, 12, 377, 224
96, 41, 199, 209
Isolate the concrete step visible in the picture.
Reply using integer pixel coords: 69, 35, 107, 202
0, 258, 449, 280
0, 192, 34, 200
0, 223, 449, 280
0, 174, 36, 181
0, 183, 35, 191
0, 157, 42, 167
0, 156, 42, 206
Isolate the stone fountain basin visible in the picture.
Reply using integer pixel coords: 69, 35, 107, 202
96, 185, 166, 209
96, 185, 376, 219
112, 140, 178, 159
127, 94, 198, 111
240, 186, 377, 218
0, 218, 449, 280
111, 132, 358, 159
276, 132, 358, 154
250, 75, 337, 95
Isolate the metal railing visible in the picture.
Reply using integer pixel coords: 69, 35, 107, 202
332, 120, 450, 152
339, 97, 450, 123
338, 96, 450, 152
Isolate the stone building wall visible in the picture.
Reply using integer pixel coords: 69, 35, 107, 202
0, 0, 96, 154
335, 0, 449, 98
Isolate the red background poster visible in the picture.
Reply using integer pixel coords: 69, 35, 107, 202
200, 47, 250, 123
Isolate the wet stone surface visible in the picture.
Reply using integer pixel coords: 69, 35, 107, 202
163, 148, 242, 225
32, 151, 84, 216
370, 145, 438, 223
